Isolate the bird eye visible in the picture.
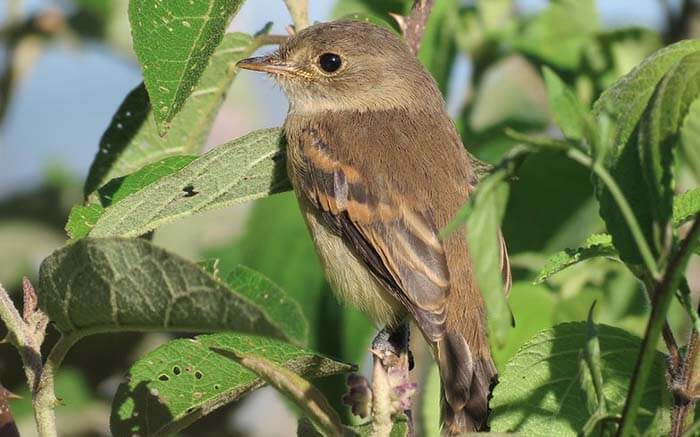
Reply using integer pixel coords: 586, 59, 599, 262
318, 53, 342, 73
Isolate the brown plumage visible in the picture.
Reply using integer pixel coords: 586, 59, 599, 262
238, 20, 510, 434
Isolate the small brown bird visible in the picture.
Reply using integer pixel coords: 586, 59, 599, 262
238, 20, 510, 434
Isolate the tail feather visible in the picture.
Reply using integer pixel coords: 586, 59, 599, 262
437, 332, 497, 435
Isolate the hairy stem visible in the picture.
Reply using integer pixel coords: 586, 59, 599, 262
616, 217, 700, 437
671, 328, 699, 436
400, 0, 436, 55
32, 334, 79, 437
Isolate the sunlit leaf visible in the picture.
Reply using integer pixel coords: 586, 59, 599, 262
111, 333, 352, 436
490, 323, 671, 435
128, 0, 244, 133
38, 238, 306, 345
535, 234, 617, 284
89, 128, 290, 238
84, 33, 259, 196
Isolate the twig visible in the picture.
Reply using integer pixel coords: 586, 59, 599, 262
283, 0, 309, 32
616, 216, 700, 437
394, 0, 436, 55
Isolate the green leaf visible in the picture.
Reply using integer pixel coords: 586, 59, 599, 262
84, 32, 258, 196
419, 362, 441, 437
490, 323, 671, 435
98, 155, 197, 207
89, 128, 291, 238
593, 40, 700, 267
512, 0, 599, 70
37, 238, 306, 344
111, 333, 353, 436
673, 188, 700, 227
637, 52, 700, 255
128, 0, 244, 134
65, 203, 105, 240
222, 265, 308, 347
535, 234, 617, 284
681, 98, 700, 182
542, 66, 590, 141
214, 348, 344, 436
450, 172, 511, 348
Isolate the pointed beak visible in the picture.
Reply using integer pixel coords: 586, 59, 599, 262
237, 55, 298, 76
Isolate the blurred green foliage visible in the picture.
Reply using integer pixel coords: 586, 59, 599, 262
0, 0, 698, 436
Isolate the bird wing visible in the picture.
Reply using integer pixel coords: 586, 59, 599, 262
293, 126, 450, 341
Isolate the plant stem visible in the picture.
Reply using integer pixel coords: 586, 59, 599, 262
616, 216, 700, 437
283, 0, 309, 31
31, 334, 78, 437
567, 148, 661, 279
402, 0, 436, 55
671, 327, 700, 436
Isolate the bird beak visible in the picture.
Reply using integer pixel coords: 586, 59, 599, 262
237, 55, 297, 76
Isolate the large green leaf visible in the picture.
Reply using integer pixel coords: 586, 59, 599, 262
37, 238, 306, 344
111, 333, 352, 436
512, 0, 599, 70
638, 52, 700, 256
535, 234, 617, 284
89, 128, 290, 238
490, 323, 670, 435
84, 32, 257, 196
128, 0, 244, 134
592, 40, 700, 267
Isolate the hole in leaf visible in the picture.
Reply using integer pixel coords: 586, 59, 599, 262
186, 407, 195, 414
158, 374, 169, 381
182, 184, 199, 197
214, 384, 220, 390
173, 366, 181, 375
195, 370, 203, 380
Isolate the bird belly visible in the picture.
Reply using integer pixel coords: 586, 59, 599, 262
302, 208, 405, 328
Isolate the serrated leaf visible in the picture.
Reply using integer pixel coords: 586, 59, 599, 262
65, 203, 105, 240
111, 333, 353, 436
542, 66, 590, 141
512, 0, 599, 70
593, 40, 700, 267
98, 155, 197, 207
673, 188, 700, 227
128, 0, 244, 134
89, 128, 290, 238
37, 238, 306, 345
84, 32, 258, 196
535, 234, 617, 284
215, 348, 344, 436
490, 323, 671, 435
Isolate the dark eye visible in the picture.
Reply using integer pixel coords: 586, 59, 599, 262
319, 53, 342, 73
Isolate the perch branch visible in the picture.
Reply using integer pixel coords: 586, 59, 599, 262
395, 0, 436, 55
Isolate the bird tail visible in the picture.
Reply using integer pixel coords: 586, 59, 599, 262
436, 331, 497, 435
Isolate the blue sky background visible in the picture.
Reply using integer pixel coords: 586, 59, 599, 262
0, 0, 671, 200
